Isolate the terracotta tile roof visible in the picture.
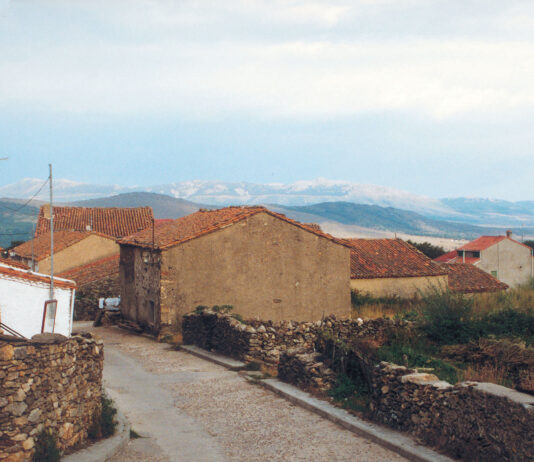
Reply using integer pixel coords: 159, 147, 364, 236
57, 254, 119, 287
119, 206, 349, 250
347, 238, 448, 279
442, 263, 509, 294
35, 206, 154, 238
457, 236, 507, 251
0, 257, 29, 270
434, 250, 458, 263
10, 231, 113, 261
0, 264, 76, 289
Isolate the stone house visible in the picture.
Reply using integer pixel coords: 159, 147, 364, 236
0, 260, 76, 338
348, 238, 449, 298
435, 232, 533, 287
58, 254, 120, 320
118, 206, 352, 333
442, 262, 509, 294
10, 230, 118, 274
34, 204, 154, 238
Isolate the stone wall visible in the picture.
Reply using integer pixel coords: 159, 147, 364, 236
182, 310, 394, 366
0, 333, 104, 461
370, 362, 534, 462
74, 275, 120, 321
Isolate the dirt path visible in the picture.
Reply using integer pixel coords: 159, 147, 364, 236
83, 325, 408, 462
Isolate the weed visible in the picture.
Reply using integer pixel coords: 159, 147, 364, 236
89, 395, 118, 440
194, 305, 208, 314
32, 430, 60, 462
212, 304, 233, 314
130, 429, 142, 439
328, 374, 370, 412
244, 361, 262, 371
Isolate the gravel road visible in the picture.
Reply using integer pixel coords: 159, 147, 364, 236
83, 325, 408, 462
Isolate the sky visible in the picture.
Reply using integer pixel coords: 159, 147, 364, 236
1, 0, 534, 200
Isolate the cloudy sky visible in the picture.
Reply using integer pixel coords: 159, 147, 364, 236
1, 0, 533, 200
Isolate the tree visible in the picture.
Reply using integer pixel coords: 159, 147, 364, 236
406, 240, 445, 259
523, 240, 534, 250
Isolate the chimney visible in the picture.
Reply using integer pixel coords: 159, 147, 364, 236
42, 204, 51, 219
506, 230, 512, 238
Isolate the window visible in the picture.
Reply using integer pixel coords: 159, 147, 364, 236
491, 270, 498, 278
473, 251, 480, 258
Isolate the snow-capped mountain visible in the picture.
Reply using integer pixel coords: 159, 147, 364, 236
2, 177, 534, 226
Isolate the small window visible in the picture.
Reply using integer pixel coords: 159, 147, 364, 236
491, 270, 498, 278
473, 251, 480, 258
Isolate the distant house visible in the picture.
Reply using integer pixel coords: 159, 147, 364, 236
0, 260, 76, 338
434, 232, 533, 287
348, 238, 448, 298
118, 206, 351, 333
443, 263, 508, 294
10, 231, 118, 275
34, 205, 154, 238
58, 254, 120, 320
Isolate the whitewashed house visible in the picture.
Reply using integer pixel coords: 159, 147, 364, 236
0, 260, 76, 338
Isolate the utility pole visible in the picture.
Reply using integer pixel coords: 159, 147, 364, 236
49, 164, 54, 300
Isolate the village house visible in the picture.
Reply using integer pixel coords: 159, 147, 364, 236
434, 232, 533, 287
58, 254, 120, 320
442, 262, 509, 294
9, 230, 119, 274
348, 238, 449, 298
0, 260, 76, 338
34, 204, 154, 238
118, 206, 352, 333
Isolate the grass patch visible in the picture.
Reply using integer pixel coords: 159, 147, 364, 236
32, 430, 60, 462
328, 374, 370, 413
88, 395, 118, 440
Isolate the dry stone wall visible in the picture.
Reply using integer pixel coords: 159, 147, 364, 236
182, 310, 395, 367
370, 362, 534, 462
0, 333, 104, 462
74, 275, 120, 321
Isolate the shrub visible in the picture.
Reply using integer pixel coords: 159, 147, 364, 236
88, 396, 117, 440
328, 374, 370, 412
32, 430, 60, 462
477, 308, 534, 344
420, 287, 475, 344
212, 305, 233, 314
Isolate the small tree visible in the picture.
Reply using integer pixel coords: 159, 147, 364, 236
406, 240, 446, 259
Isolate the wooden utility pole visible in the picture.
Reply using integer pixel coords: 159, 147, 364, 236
49, 164, 54, 299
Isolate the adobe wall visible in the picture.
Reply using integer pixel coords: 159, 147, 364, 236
73, 275, 120, 321
39, 235, 119, 275
119, 245, 161, 331
161, 212, 351, 331
350, 275, 448, 298
479, 239, 533, 287
0, 334, 104, 461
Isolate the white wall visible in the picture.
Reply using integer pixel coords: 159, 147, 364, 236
0, 274, 74, 338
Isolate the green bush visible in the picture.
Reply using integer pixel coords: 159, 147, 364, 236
32, 430, 60, 462
420, 287, 475, 344
89, 396, 117, 440
212, 304, 233, 314
476, 308, 534, 345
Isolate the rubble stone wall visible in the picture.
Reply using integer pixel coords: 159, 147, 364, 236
0, 334, 104, 461
182, 310, 394, 366
74, 275, 120, 321
370, 362, 534, 462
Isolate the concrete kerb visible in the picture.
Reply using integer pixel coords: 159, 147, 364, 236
62, 389, 130, 462
180, 344, 454, 462
179, 344, 246, 370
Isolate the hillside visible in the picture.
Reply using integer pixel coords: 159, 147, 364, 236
71, 192, 206, 219
276, 202, 533, 240
0, 200, 39, 248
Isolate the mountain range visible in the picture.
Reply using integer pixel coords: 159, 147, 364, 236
1, 178, 534, 248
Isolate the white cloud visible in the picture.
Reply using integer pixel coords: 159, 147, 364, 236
1, 1, 534, 119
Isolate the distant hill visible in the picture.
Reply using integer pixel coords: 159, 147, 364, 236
70, 192, 207, 219
276, 202, 533, 240
0, 200, 39, 248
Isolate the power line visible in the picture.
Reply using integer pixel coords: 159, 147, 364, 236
0, 177, 49, 214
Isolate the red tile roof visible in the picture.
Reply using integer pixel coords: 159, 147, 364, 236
0, 257, 29, 270
434, 250, 458, 263
57, 254, 119, 287
35, 206, 154, 238
0, 265, 76, 289
348, 239, 447, 279
348, 238, 448, 279
457, 236, 507, 251
11, 231, 113, 261
442, 263, 508, 294
119, 206, 348, 250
